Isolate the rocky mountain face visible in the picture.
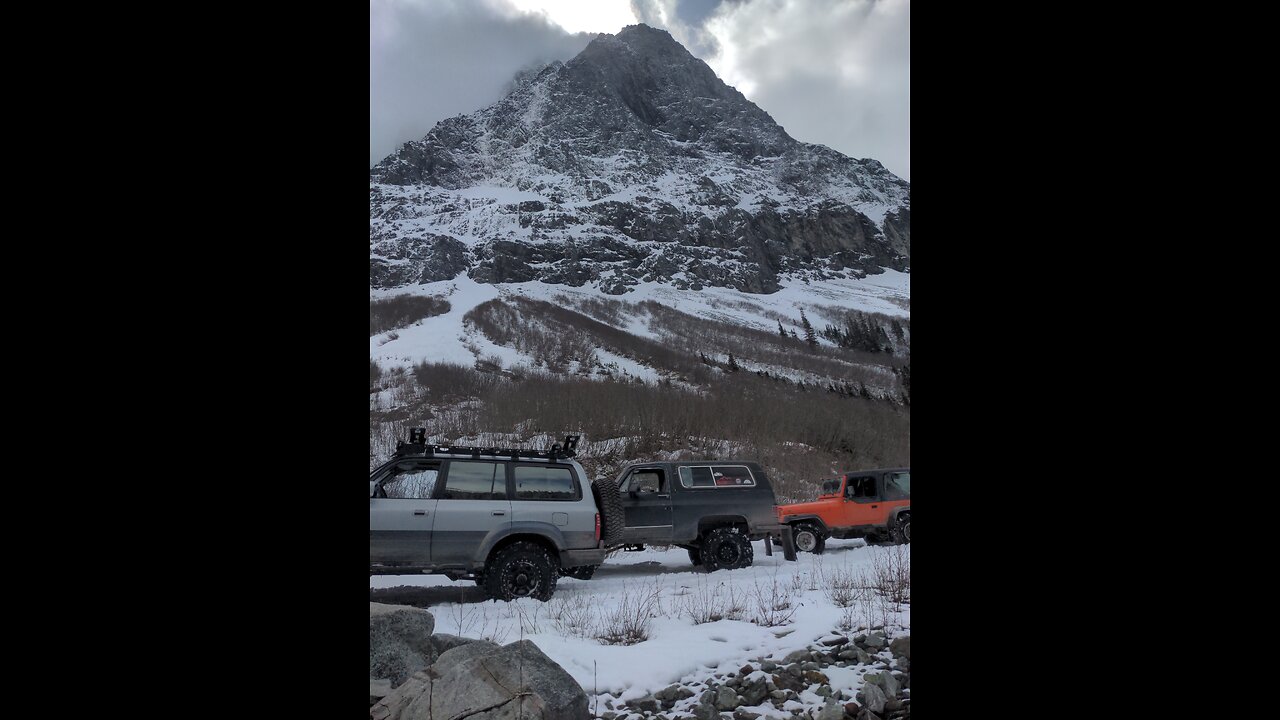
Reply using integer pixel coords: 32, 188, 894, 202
370, 24, 910, 295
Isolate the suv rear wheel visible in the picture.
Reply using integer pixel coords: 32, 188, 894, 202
792, 523, 826, 554
484, 541, 559, 601
700, 527, 753, 571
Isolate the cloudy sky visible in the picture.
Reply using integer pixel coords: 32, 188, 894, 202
370, 0, 910, 180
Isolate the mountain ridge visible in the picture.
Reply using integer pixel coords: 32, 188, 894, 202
370, 23, 909, 295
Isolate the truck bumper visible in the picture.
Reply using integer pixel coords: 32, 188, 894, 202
560, 548, 608, 567
756, 524, 798, 561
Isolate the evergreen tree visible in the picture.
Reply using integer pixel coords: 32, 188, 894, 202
801, 310, 818, 349
727, 353, 740, 372
778, 320, 787, 338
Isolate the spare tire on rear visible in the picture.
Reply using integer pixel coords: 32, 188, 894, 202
591, 477, 625, 547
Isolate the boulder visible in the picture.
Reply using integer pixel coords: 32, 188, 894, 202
631, 695, 661, 712
783, 648, 811, 664
864, 632, 886, 649
372, 639, 588, 720
715, 685, 740, 710
369, 678, 391, 707
817, 699, 845, 720
733, 709, 761, 720
869, 671, 900, 698
888, 636, 910, 660
740, 677, 769, 706
860, 682, 887, 714
369, 603, 436, 687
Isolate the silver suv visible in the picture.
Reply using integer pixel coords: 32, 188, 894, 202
369, 432, 623, 601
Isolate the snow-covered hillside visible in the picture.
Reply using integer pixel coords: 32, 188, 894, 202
370, 539, 910, 719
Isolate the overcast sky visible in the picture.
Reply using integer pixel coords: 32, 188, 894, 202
370, 0, 910, 180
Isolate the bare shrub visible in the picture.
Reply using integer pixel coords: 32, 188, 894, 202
596, 581, 662, 645
823, 563, 861, 608
678, 576, 747, 625
548, 593, 598, 639
370, 294, 450, 335
748, 574, 798, 627
868, 545, 911, 608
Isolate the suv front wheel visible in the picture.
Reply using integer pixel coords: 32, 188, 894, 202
484, 541, 559, 601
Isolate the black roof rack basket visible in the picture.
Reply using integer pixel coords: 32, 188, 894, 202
395, 429, 580, 461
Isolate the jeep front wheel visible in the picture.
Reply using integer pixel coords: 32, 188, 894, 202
892, 513, 911, 545
700, 527, 753, 571
484, 541, 559, 601
792, 523, 826, 554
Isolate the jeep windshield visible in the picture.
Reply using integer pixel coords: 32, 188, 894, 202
820, 478, 842, 496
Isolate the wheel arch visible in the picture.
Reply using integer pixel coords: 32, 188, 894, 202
781, 514, 830, 535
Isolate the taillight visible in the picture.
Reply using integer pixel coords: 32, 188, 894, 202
595, 513, 601, 541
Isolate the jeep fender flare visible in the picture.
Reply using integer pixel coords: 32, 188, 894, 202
475, 524, 567, 567
887, 506, 910, 527
779, 514, 830, 536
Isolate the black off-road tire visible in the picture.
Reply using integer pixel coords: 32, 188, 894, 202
700, 527, 753, 572
484, 541, 559, 601
560, 565, 597, 580
892, 513, 911, 545
792, 523, 826, 554
687, 547, 702, 566
591, 478, 626, 547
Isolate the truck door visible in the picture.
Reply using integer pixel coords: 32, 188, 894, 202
619, 467, 673, 544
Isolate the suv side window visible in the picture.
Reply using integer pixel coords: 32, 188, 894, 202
378, 461, 440, 499
846, 476, 877, 502
514, 465, 579, 500
441, 461, 504, 500
678, 465, 756, 488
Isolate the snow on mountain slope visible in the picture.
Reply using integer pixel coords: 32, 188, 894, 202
370, 272, 909, 374
370, 24, 910, 296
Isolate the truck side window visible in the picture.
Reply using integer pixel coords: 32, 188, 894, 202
514, 466, 578, 500
629, 470, 663, 493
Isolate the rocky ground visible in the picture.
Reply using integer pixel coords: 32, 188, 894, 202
600, 632, 909, 720
371, 598, 909, 720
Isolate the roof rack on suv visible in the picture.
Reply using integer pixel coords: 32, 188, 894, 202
395, 428, 580, 462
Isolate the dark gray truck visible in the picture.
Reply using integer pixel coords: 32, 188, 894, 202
615, 461, 796, 570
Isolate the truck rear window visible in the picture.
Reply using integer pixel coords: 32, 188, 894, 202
678, 465, 755, 488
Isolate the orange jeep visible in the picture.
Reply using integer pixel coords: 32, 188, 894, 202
775, 468, 910, 553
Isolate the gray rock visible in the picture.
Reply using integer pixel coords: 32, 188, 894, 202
632, 694, 661, 712
872, 671, 900, 698
801, 661, 820, 671
783, 649, 811, 664
734, 709, 762, 720
817, 699, 845, 720
656, 684, 694, 701
761, 661, 778, 672
816, 685, 833, 697
860, 682, 887, 714
373, 639, 588, 720
857, 710, 881, 720
692, 702, 721, 720
369, 603, 436, 687
895, 656, 910, 673
864, 632, 886, 649
370, 678, 391, 707
888, 636, 910, 660
716, 685, 740, 710
740, 677, 769, 706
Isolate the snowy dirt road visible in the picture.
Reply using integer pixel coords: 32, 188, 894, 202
370, 538, 910, 717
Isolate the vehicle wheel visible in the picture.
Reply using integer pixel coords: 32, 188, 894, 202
792, 523, 826, 554
484, 541, 559, 601
700, 527, 753, 572
687, 547, 702, 566
892, 513, 911, 544
473, 571, 486, 587
591, 477, 626, 547
560, 565, 597, 580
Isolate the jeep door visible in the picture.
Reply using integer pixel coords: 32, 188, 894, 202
430, 460, 511, 565
842, 474, 889, 526
618, 467, 673, 544
370, 460, 441, 564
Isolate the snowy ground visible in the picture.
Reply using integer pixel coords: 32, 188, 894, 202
370, 271, 910, 371
370, 539, 909, 717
